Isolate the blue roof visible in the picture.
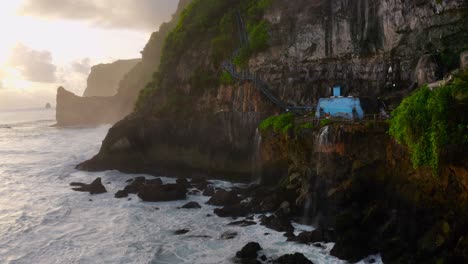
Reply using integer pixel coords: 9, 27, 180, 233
316, 97, 364, 119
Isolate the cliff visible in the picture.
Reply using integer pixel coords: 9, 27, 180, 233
79, 0, 467, 177
55, 0, 191, 126
77, 1, 468, 262
83, 59, 140, 97
256, 119, 468, 262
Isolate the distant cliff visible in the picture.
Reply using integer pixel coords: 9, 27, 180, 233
83, 59, 140, 97
56, 87, 120, 126
55, 0, 191, 126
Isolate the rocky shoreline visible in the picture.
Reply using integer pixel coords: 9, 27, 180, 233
70, 175, 353, 264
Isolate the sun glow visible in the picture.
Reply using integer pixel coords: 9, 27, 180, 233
0, 0, 156, 109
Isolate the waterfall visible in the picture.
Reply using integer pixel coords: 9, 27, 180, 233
301, 194, 312, 225
251, 128, 262, 185
315, 125, 330, 176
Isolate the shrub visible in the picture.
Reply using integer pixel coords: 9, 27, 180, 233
248, 20, 270, 52
320, 119, 333, 127
220, 71, 235, 85
295, 122, 314, 133
259, 113, 295, 134
389, 71, 468, 173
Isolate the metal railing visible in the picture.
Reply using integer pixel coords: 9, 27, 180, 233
222, 12, 315, 113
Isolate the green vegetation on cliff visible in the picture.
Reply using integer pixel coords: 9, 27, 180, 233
136, 0, 273, 110
259, 113, 294, 134
389, 70, 468, 172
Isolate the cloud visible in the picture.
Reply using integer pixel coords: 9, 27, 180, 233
72, 58, 92, 75
20, 0, 179, 31
8, 44, 57, 83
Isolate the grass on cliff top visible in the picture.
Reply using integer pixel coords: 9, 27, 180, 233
389, 70, 468, 173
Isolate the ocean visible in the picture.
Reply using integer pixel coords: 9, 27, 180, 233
0, 108, 381, 264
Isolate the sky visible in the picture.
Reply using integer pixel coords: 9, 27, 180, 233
0, 0, 178, 110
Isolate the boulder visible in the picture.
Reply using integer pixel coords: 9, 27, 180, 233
260, 213, 294, 233
174, 229, 190, 235
202, 185, 215, 196
236, 242, 262, 259
138, 183, 186, 202
181, 201, 202, 209
290, 229, 336, 244
207, 189, 240, 206
70, 177, 107, 194
123, 177, 148, 194
214, 204, 250, 218
114, 190, 129, 198
228, 220, 257, 227
176, 178, 191, 188
220, 231, 238, 240
190, 178, 211, 190
275, 253, 313, 264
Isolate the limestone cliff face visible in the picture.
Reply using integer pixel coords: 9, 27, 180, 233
254, 0, 467, 108
55, 0, 191, 126
79, 0, 467, 178
83, 59, 140, 97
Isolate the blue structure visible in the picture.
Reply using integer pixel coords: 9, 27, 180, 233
316, 97, 364, 120
333, 86, 342, 97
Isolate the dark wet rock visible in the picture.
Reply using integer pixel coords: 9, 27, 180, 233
264, 233, 270, 236
220, 231, 238, 240
174, 229, 190, 235
290, 229, 335, 244
125, 178, 134, 183
202, 185, 215, 196
207, 189, 240, 206
260, 213, 294, 233
147, 178, 163, 185
214, 204, 249, 218
190, 178, 211, 190
106, 182, 111, 184
70, 177, 107, 194
330, 241, 372, 263
127, 198, 132, 201
114, 190, 128, 198
154, 207, 160, 210
188, 189, 201, 195
89, 199, 93, 201
123, 176, 147, 194
138, 183, 186, 202
260, 255, 267, 261
206, 214, 212, 217
313, 243, 326, 249
275, 253, 313, 264
284, 231, 295, 239
187, 235, 212, 239
236, 242, 262, 259
228, 220, 256, 227
176, 178, 191, 188
181, 201, 202, 209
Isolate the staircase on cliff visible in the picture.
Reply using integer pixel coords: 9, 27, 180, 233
222, 12, 315, 113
